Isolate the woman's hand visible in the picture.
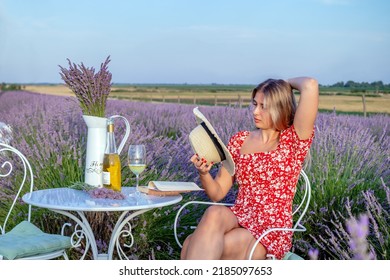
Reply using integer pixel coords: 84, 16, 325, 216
190, 154, 214, 175
190, 154, 234, 202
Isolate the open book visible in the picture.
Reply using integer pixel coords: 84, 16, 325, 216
138, 181, 203, 196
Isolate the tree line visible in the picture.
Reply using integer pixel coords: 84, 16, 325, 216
1, 83, 24, 91
321, 80, 389, 92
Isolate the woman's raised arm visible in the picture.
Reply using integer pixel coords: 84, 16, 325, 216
288, 77, 319, 140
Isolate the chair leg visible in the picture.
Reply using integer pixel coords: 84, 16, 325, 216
63, 251, 69, 260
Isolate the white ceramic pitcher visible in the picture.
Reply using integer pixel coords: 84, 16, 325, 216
83, 115, 130, 187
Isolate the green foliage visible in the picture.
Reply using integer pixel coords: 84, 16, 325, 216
1, 83, 22, 91
320, 80, 389, 92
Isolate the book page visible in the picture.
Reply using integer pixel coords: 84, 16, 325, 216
148, 181, 202, 191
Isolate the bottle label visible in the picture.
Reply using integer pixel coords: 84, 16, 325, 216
102, 171, 111, 185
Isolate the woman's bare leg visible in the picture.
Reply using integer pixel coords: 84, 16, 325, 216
221, 228, 267, 260
180, 234, 192, 259
181, 205, 239, 259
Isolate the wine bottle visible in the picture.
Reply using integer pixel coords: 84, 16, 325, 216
102, 119, 121, 191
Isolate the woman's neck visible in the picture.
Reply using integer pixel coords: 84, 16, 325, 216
237, 129, 280, 154
256, 129, 280, 144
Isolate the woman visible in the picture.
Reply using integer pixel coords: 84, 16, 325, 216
181, 77, 319, 260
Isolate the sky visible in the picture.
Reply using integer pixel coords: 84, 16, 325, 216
0, 0, 389, 85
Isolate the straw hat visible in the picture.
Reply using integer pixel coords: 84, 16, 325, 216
189, 107, 235, 176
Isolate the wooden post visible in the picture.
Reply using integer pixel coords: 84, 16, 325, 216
362, 94, 366, 117
214, 95, 217, 106
193, 94, 196, 104
238, 94, 242, 109
178, 95, 180, 104
162, 94, 165, 103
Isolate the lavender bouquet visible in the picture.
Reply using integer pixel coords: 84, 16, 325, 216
59, 56, 112, 117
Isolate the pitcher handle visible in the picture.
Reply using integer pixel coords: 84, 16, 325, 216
109, 115, 130, 155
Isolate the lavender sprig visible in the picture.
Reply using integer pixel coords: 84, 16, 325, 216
59, 56, 112, 117
346, 214, 375, 260
69, 182, 125, 199
88, 187, 126, 200
69, 181, 95, 191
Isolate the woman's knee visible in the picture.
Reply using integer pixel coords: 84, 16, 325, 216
221, 228, 267, 260
202, 205, 230, 224
198, 205, 238, 233
247, 241, 267, 260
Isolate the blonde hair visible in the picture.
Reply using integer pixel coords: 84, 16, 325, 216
252, 79, 311, 169
252, 79, 297, 131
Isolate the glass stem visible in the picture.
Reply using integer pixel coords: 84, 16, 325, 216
136, 174, 139, 189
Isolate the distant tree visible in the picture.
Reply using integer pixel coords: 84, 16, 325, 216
321, 80, 389, 93
344, 80, 357, 88
0, 83, 22, 91
371, 81, 384, 89
333, 81, 344, 87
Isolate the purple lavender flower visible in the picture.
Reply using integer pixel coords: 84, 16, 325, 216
308, 248, 319, 260
59, 56, 112, 117
88, 187, 125, 200
346, 214, 375, 260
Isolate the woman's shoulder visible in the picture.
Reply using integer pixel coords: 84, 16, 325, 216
227, 130, 250, 148
229, 130, 250, 142
280, 124, 314, 146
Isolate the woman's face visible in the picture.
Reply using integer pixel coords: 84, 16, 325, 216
252, 91, 273, 129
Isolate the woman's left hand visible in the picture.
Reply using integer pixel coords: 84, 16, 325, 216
190, 154, 214, 175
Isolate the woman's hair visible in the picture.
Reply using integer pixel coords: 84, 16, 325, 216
252, 79, 297, 131
252, 79, 312, 169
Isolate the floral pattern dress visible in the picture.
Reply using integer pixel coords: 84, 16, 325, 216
228, 125, 314, 259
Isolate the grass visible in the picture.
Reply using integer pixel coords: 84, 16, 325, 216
318, 94, 390, 114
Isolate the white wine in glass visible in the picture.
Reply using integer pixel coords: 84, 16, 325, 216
128, 145, 146, 196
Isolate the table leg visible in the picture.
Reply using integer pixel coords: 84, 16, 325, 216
107, 209, 151, 260
53, 208, 158, 260
53, 209, 99, 260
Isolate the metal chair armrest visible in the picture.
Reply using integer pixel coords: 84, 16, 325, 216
248, 223, 307, 260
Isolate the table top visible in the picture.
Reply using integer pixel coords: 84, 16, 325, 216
22, 187, 182, 212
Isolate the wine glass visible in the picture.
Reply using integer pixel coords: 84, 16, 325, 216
128, 145, 146, 198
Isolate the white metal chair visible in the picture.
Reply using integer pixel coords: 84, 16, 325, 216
0, 143, 72, 260
174, 169, 311, 260
0, 123, 12, 144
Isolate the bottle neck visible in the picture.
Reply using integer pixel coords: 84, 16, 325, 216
105, 123, 118, 153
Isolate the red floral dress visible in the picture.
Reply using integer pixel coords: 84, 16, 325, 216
228, 125, 314, 259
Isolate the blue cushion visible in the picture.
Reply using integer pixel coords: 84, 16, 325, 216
283, 251, 304, 260
0, 221, 71, 260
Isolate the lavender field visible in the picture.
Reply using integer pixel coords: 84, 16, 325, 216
0, 90, 389, 260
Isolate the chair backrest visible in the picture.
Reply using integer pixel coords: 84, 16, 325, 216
0, 143, 34, 235
0, 123, 12, 144
292, 169, 311, 231
248, 169, 311, 259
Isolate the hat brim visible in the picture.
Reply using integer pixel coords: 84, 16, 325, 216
192, 107, 235, 176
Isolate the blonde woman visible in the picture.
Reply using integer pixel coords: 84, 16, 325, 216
182, 77, 319, 260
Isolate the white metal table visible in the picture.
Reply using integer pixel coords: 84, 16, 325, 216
22, 187, 182, 260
